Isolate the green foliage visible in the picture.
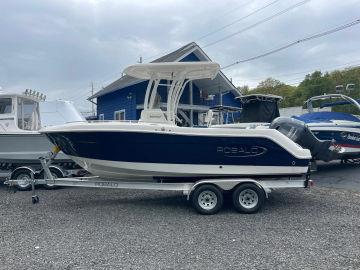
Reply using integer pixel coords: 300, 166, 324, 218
242, 66, 360, 110
237, 85, 249, 95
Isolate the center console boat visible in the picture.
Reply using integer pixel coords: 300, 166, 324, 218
8, 62, 314, 215
42, 63, 312, 180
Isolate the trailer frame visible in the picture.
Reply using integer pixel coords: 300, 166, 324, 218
5, 152, 314, 214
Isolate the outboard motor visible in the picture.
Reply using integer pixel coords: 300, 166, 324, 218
269, 117, 342, 162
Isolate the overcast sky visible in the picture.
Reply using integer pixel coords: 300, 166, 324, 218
0, 0, 359, 112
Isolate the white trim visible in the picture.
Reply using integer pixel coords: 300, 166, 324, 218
69, 156, 309, 180
137, 102, 210, 112
341, 146, 360, 153
309, 126, 360, 132
174, 47, 201, 62
114, 109, 126, 120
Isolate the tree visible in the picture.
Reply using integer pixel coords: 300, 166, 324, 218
242, 65, 360, 109
257, 78, 284, 90
237, 85, 249, 95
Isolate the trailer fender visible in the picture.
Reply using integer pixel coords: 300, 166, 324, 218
38, 165, 65, 179
48, 165, 65, 177
11, 166, 36, 179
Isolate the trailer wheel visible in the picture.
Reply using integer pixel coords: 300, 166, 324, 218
191, 184, 223, 215
11, 168, 33, 191
39, 167, 64, 189
232, 183, 265, 214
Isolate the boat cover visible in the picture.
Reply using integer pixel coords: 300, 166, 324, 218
239, 100, 280, 123
293, 112, 360, 123
320, 99, 360, 108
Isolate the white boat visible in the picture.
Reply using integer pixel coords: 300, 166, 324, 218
0, 90, 85, 189
41, 63, 312, 181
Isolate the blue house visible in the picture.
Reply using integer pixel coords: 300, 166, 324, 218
89, 42, 241, 126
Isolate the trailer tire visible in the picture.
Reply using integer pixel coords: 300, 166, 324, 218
11, 168, 33, 191
191, 184, 223, 215
232, 183, 265, 214
39, 167, 64, 189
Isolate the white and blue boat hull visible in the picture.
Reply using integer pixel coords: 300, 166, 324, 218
43, 122, 311, 180
308, 125, 360, 158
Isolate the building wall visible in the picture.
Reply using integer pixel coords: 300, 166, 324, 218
97, 86, 137, 120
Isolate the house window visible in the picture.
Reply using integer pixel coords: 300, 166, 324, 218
114, 110, 125, 120
99, 114, 104, 121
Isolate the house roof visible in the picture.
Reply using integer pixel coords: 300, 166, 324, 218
89, 42, 239, 99
151, 42, 199, 63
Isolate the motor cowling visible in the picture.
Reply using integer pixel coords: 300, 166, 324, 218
269, 117, 342, 162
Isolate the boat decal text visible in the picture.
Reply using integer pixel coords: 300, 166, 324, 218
217, 146, 268, 157
341, 132, 360, 142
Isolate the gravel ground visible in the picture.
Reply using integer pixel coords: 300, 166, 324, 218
1, 181, 360, 270
313, 161, 360, 191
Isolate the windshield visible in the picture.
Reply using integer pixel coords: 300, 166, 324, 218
17, 98, 41, 130
0, 98, 12, 114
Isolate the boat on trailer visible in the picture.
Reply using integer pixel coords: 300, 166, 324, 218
0, 90, 85, 190
7, 62, 313, 214
43, 64, 311, 180
294, 94, 360, 161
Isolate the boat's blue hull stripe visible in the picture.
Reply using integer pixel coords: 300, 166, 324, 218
312, 130, 360, 148
46, 132, 309, 166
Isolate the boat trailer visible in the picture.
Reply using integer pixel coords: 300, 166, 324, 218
5, 150, 314, 215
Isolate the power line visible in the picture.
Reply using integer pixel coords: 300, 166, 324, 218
66, 89, 90, 101
212, 0, 253, 22
202, 0, 310, 48
69, 90, 92, 102
143, 0, 284, 61
222, 18, 360, 70
243, 59, 360, 81
197, 0, 282, 41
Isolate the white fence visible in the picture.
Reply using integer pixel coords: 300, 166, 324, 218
279, 106, 331, 117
